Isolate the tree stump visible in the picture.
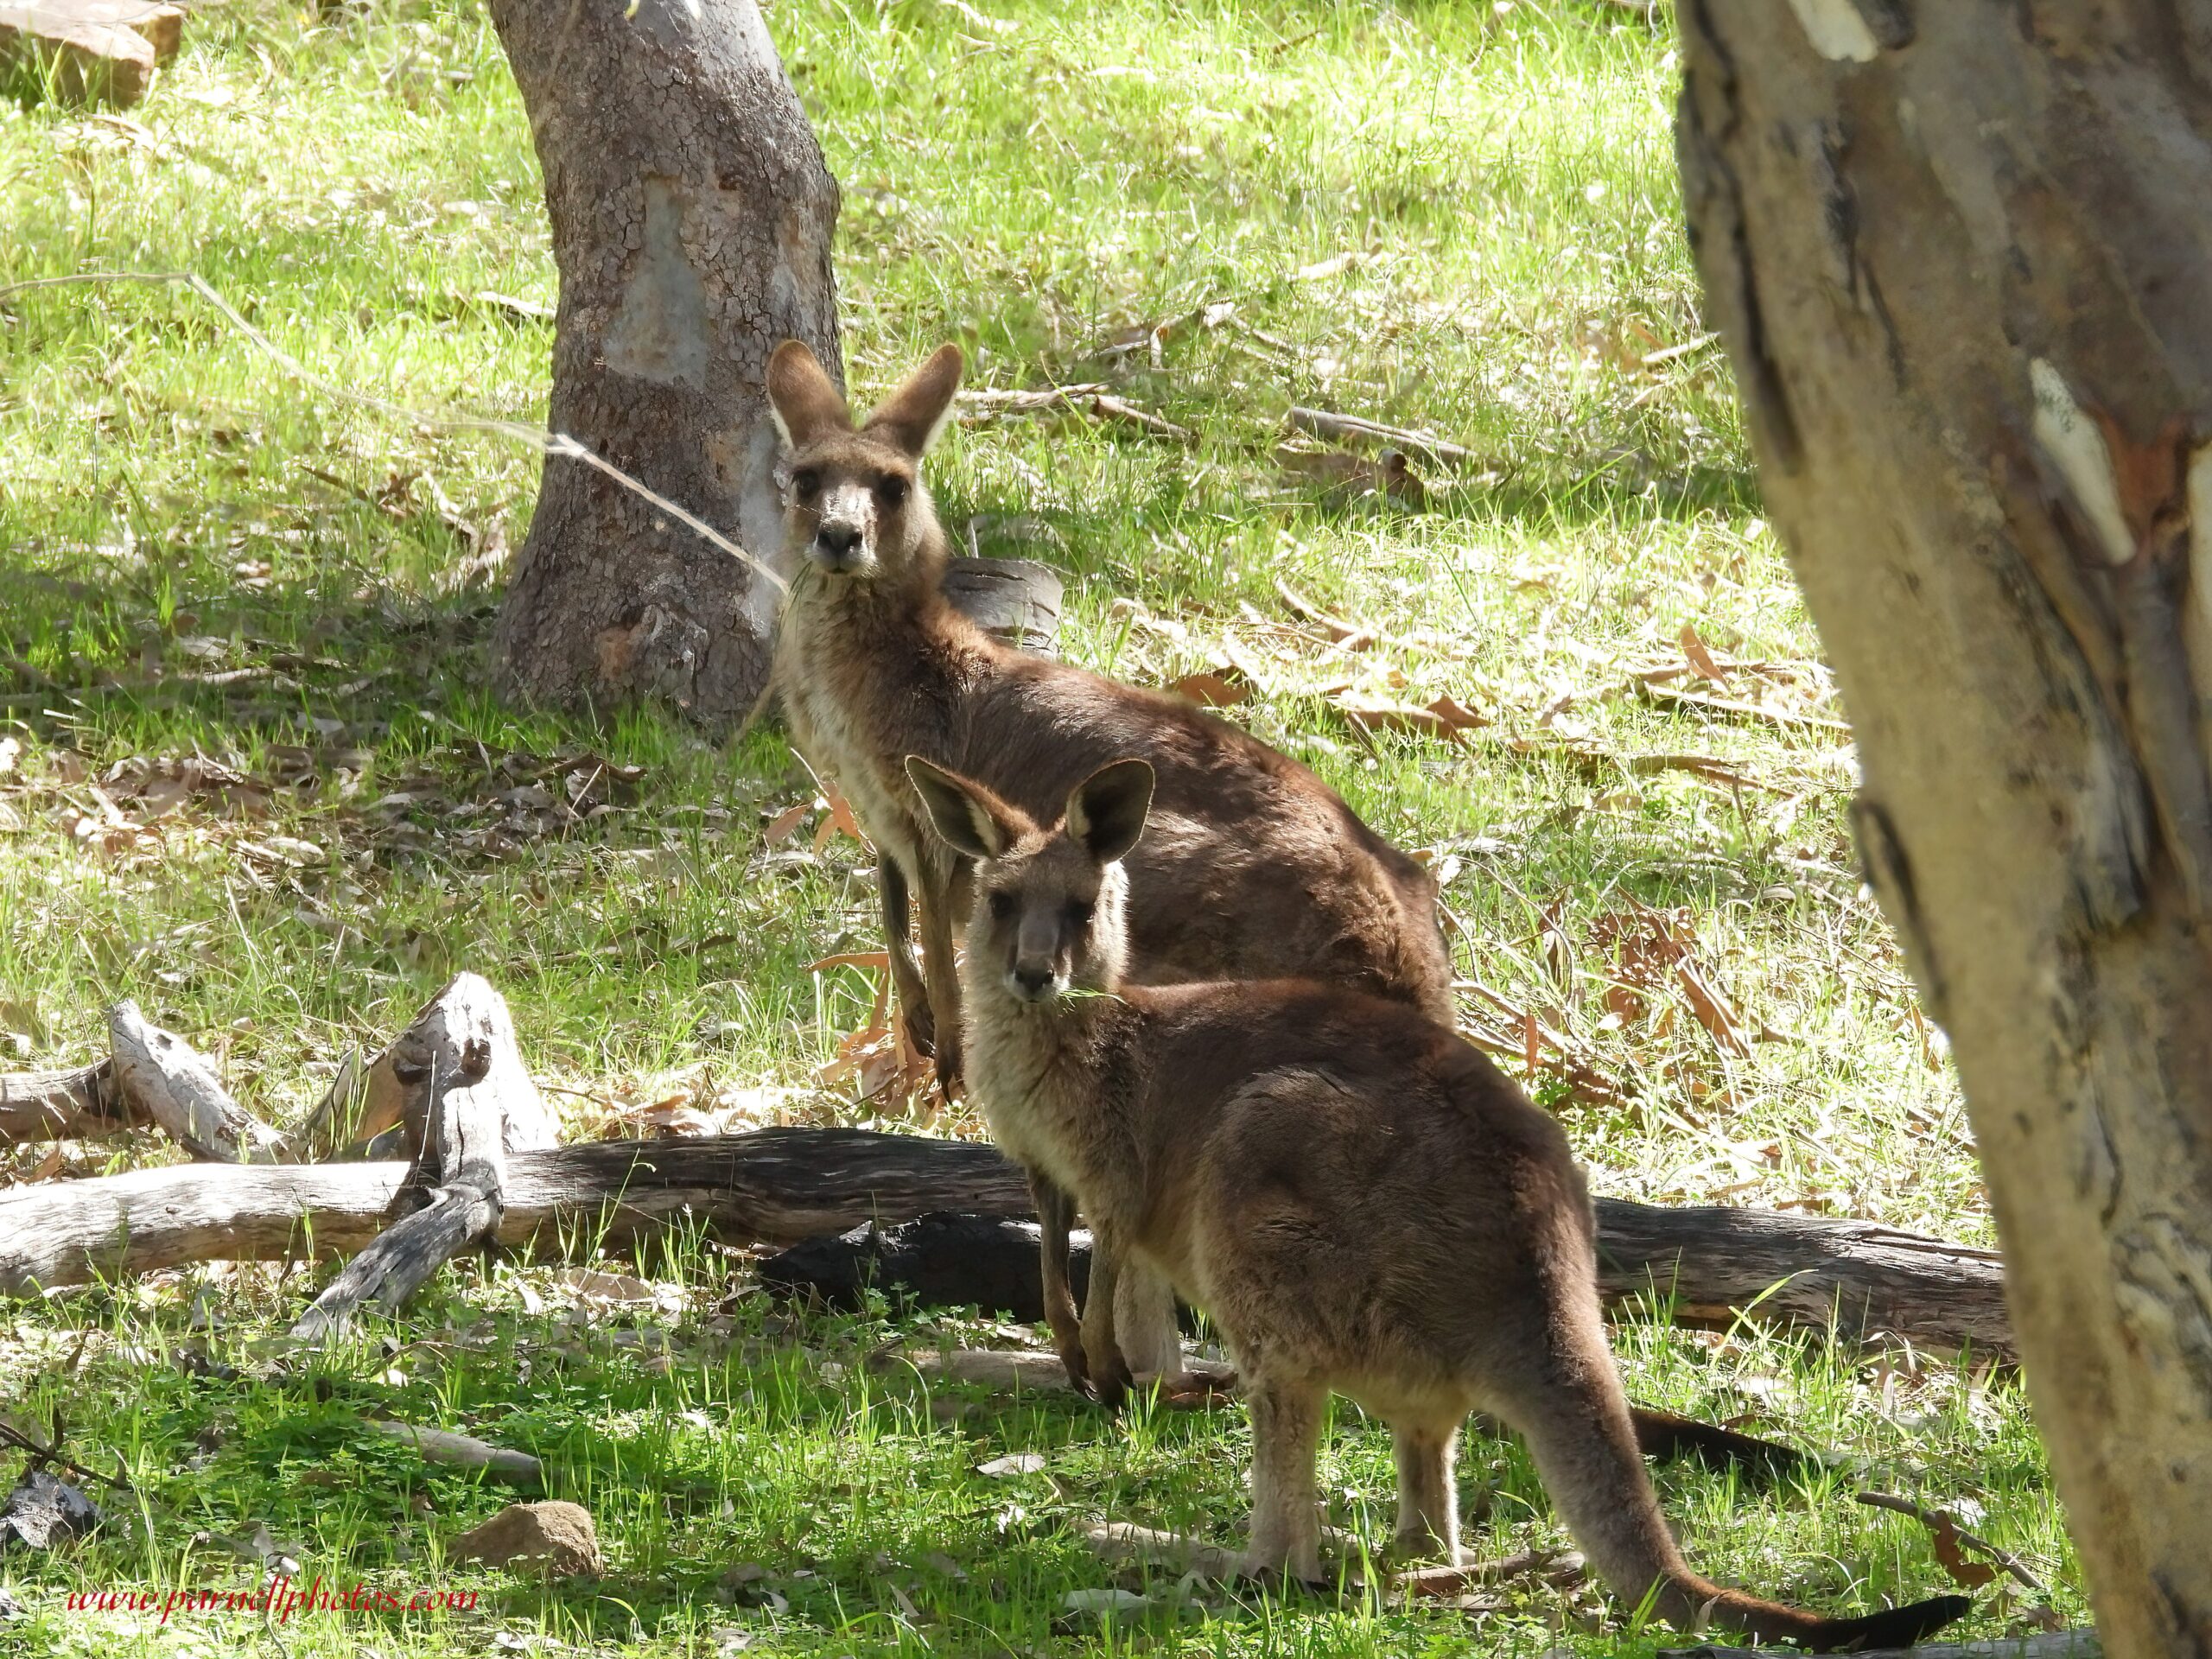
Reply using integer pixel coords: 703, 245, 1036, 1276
485, 0, 840, 730
940, 556, 1063, 657
289, 974, 556, 1338
0, 0, 181, 108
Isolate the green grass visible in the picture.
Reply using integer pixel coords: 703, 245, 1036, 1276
0, 0, 2064, 1653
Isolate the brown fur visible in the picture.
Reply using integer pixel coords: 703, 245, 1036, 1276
905, 756, 1970, 1650
766, 340, 1451, 1388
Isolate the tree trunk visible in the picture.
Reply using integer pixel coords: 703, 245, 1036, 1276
486, 0, 839, 728
1675, 9, 2212, 1653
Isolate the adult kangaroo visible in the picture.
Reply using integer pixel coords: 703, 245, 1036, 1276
904, 753, 1970, 1650
766, 340, 1450, 1389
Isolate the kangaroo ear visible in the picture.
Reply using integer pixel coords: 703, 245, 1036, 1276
1065, 760, 1154, 866
766, 340, 851, 448
906, 755, 1018, 860
864, 344, 964, 457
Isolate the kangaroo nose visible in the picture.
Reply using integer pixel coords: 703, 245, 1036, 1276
1013, 963, 1052, 998
816, 523, 862, 558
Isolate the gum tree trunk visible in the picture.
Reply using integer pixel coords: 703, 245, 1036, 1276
1675, 7, 2212, 1654
486, 0, 838, 728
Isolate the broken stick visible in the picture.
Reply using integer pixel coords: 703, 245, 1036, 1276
1284, 405, 1478, 471
290, 974, 556, 1339
108, 1001, 287, 1163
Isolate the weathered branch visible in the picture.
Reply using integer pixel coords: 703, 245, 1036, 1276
367, 1420, 543, 1488
108, 1001, 286, 1163
0, 1128, 2011, 1358
1283, 405, 1479, 471
290, 975, 555, 1339
0, 1059, 139, 1144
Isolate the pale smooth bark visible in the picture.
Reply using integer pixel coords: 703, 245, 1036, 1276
1676, 7, 2212, 1652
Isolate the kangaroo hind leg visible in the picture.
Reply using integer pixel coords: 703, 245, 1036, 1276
1390, 1417, 1462, 1563
1241, 1372, 1328, 1586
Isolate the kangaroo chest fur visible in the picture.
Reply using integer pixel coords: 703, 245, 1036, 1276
773, 582, 971, 879
961, 993, 1147, 1225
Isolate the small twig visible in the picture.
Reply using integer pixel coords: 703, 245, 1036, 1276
1284, 404, 1478, 470
1087, 393, 1193, 442
0, 1419, 134, 1493
1856, 1491, 2046, 1592
0, 269, 784, 597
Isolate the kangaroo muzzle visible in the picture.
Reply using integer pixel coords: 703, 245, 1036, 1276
810, 483, 874, 573
1008, 911, 1065, 1001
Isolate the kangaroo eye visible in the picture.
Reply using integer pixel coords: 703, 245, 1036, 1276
791, 468, 822, 499
988, 890, 1016, 920
875, 474, 910, 510
1066, 899, 1095, 927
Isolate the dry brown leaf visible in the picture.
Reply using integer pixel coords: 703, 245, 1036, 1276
1426, 693, 1486, 732
1680, 623, 1726, 682
762, 803, 810, 845
1335, 696, 1463, 741
1167, 671, 1249, 708
811, 781, 868, 854
1675, 961, 1751, 1057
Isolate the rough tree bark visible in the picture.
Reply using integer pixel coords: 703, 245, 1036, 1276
1675, 8, 2212, 1654
486, 0, 840, 728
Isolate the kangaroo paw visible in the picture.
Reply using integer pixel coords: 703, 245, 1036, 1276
1053, 1342, 1090, 1394
1087, 1357, 1136, 1411
1156, 1368, 1240, 1410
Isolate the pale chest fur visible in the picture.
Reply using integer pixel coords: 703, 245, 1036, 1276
773, 618, 931, 872
963, 997, 1142, 1227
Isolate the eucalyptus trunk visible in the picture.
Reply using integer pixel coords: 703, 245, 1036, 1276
486, 0, 839, 727
1675, 6, 2212, 1652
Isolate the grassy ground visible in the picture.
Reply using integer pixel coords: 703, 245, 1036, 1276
0, 0, 2069, 1654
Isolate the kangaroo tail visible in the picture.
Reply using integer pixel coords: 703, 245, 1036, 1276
1505, 1211, 1971, 1649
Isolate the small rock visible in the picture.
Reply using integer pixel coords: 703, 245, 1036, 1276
715, 1560, 786, 1611
1063, 1586, 1150, 1615
449, 1501, 602, 1577
0, 1471, 102, 1550
918, 1551, 968, 1580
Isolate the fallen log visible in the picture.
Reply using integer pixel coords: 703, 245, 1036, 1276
109, 1001, 287, 1164
0, 1059, 139, 1144
0, 1129, 1030, 1294
0, 1129, 2011, 1358
291, 975, 556, 1339
941, 556, 1061, 658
